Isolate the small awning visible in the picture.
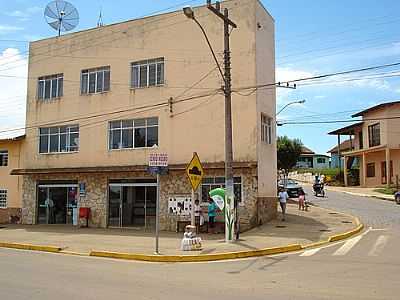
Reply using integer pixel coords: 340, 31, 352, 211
11, 162, 257, 175
328, 122, 363, 135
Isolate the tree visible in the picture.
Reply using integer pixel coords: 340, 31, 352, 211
277, 136, 303, 172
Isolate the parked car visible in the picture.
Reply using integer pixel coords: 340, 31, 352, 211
278, 179, 302, 198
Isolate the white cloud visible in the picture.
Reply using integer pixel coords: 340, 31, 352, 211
276, 67, 313, 105
4, 6, 42, 21
0, 48, 27, 139
0, 25, 24, 34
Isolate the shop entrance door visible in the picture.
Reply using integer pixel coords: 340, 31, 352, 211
37, 185, 78, 225
108, 182, 157, 229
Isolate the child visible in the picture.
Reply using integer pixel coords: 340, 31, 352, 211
298, 188, 306, 211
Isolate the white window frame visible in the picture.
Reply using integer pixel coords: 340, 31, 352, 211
81, 66, 110, 95
108, 118, 159, 150
261, 114, 273, 144
0, 150, 8, 167
201, 176, 243, 204
37, 74, 63, 100
0, 190, 7, 209
39, 125, 79, 154
131, 58, 164, 89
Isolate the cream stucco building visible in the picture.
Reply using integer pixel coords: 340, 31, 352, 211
12, 0, 277, 231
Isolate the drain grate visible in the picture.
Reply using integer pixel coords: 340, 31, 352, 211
319, 229, 331, 232
342, 221, 353, 224
329, 212, 338, 215
275, 225, 287, 228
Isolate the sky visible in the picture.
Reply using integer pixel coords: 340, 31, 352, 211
0, 0, 399, 153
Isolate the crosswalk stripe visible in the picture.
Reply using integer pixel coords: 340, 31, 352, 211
368, 235, 388, 257
333, 235, 363, 256
300, 248, 321, 257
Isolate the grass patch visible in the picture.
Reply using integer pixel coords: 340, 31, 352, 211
374, 187, 397, 195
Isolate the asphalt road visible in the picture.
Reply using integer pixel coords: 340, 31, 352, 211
1, 189, 399, 300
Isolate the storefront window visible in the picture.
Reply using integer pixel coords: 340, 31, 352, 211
201, 177, 242, 203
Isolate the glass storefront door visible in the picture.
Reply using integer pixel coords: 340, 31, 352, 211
108, 182, 157, 229
37, 185, 78, 225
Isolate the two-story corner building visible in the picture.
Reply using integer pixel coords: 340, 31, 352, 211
329, 101, 400, 187
11, 0, 277, 231
0, 135, 25, 223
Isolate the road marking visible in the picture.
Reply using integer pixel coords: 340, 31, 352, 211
300, 248, 321, 257
368, 235, 389, 257
333, 235, 363, 256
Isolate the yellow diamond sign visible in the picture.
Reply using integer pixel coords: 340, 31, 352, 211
186, 152, 204, 191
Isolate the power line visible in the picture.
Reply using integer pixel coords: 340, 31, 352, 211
279, 115, 400, 126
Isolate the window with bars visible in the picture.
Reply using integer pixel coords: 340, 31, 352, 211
261, 114, 272, 144
0, 150, 8, 167
37, 74, 63, 100
368, 123, 380, 147
109, 118, 158, 150
201, 177, 242, 203
367, 163, 375, 178
131, 58, 164, 88
39, 125, 79, 154
81, 66, 110, 94
0, 190, 7, 208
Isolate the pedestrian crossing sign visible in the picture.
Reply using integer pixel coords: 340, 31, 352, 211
186, 152, 204, 191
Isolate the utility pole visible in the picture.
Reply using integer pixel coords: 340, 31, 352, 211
207, 0, 238, 241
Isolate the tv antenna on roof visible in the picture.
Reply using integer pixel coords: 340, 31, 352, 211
44, 0, 79, 36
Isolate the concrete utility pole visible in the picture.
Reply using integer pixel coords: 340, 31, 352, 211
206, 1, 238, 242
184, 1, 237, 242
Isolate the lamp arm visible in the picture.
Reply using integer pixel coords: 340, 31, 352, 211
193, 17, 226, 83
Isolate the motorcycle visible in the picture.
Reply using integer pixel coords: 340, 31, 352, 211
313, 182, 325, 197
395, 192, 400, 205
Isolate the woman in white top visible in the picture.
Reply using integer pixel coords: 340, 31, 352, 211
278, 188, 289, 221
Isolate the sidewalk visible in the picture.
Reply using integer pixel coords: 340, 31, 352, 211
323, 185, 395, 201
0, 204, 357, 257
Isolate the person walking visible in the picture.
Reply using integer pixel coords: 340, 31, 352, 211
298, 188, 306, 211
278, 188, 289, 221
207, 198, 217, 234
194, 199, 203, 233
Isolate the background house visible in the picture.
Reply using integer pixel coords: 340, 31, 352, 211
0, 135, 24, 224
296, 146, 330, 169
329, 101, 400, 187
328, 139, 355, 168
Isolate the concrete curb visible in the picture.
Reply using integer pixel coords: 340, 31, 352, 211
0, 242, 62, 253
89, 244, 303, 262
0, 211, 364, 262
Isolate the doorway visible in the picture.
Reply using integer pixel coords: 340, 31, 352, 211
37, 184, 78, 225
108, 181, 157, 229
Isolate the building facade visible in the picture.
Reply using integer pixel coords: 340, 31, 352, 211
329, 101, 400, 187
0, 135, 24, 223
296, 146, 330, 169
12, 0, 277, 231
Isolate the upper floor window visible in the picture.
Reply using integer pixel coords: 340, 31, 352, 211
38, 74, 63, 100
261, 114, 272, 144
0, 190, 7, 208
81, 66, 110, 94
131, 58, 164, 88
39, 125, 79, 154
109, 117, 158, 150
0, 150, 8, 166
368, 123, 380, 147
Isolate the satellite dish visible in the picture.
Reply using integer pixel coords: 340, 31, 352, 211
44, 0, 79, 36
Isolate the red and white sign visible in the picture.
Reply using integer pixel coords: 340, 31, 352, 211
149, 153, 168, 167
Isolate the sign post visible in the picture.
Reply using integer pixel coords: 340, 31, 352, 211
148, 153, 168, 254
186, 152, 204, 226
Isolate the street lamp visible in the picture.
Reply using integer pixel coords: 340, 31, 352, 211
276, 99, 306, 116
183, 2, 238, 242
